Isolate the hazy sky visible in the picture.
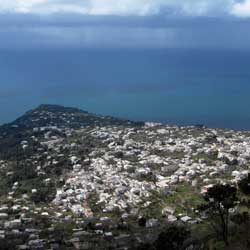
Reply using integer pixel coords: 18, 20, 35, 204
0, 0, 250, 49
0, 0, 249, 16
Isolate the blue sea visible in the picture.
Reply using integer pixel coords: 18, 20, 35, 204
0, 48, 250, 130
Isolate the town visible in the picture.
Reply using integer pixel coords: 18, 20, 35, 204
0, 105, 250, 249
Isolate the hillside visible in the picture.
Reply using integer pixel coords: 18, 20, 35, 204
0, 104, 142, 160
0, 105, 250, 249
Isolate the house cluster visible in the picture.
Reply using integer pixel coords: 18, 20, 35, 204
52, 123, 250, 222
1, 106, 250, 249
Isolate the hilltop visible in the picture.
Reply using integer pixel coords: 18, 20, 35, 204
0, 104, 143, 160
12, 104, 140, 129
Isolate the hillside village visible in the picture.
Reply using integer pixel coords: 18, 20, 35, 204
0, 105, 250, 249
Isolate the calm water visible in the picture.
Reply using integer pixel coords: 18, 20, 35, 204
0, 48, 250, 130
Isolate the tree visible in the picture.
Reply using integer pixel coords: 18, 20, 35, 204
138, 217, 147, 227
134, 224, 189, 250
135, 243, 155, 250
30, 180, 56, 203
233, 174, 250, 248
154, 224, 190, 250
0, 238, 16, 250
238, 173, 250, 196
11, 161, 37, 182
198, 184, 238, 246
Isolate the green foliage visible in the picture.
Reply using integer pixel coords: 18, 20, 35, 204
134, 224, 190, 250
46, 158, 72, 176
192, 151, 218, 165
155, 224, 190, 250
206, 240, 226, 250
33, 213, 52, 230
30, 180, 56, 203
138, 217, 147, 227
50, 220, 76, 243
199, 184, 239, 246
135, 243, 155, 250
138, 172, 157, 183
114, 151, 124, 159
87, 191, 113, 217
0, 238, 18, 250
0, 174, 11, 196
238, 173, 250, 196
202, 184, 238, 209
230, 212, 250, 249
163, 184, 203, 215
10, 161, 37, 182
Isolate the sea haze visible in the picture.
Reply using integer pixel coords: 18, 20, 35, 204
0, 48, 250, 130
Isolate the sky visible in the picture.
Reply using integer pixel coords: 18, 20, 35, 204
0, 0, 250, 49
0, 0, 249, 16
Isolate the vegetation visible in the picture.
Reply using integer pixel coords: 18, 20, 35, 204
155, 224, 190, 250
30, 180, 56, 203
192, 151, 218, 165
238, 173, 250, 196
134, 224, 190, 250
2, 105, 250, 249
163, 183, 203, 215
198, 184, 238, 246
135, 177, 250, 249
